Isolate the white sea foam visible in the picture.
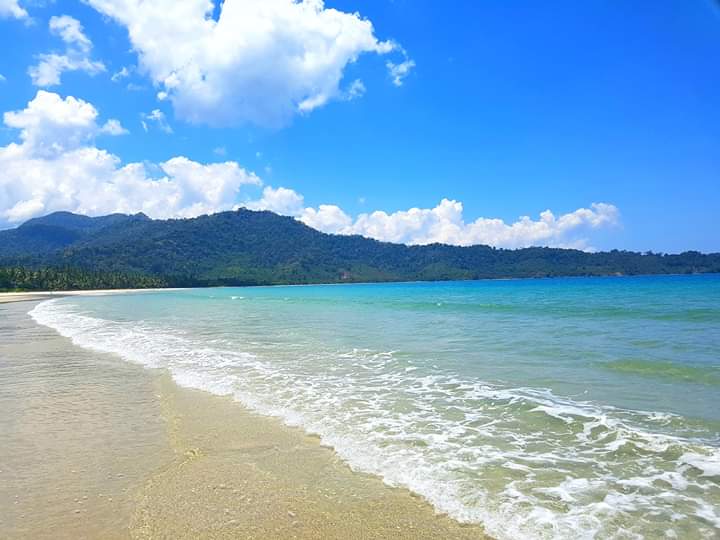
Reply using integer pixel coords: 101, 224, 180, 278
29, 299, 720, 540
680, 452, 720, 478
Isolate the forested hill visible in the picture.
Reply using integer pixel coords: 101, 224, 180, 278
1, 209, 719, 291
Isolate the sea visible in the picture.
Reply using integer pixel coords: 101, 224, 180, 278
29, 274, 720, 539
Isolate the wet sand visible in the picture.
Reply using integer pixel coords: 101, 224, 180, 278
0, 301, 171, 539
0, 301, 489, 539
0, 292, 64, 303
0, 288, 187, 304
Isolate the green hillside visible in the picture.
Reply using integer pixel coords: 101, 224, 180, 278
1, 209, 718, 291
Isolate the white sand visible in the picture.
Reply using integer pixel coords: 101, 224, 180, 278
0, 288, 188, 303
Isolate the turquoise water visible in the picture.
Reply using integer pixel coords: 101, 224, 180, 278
30, 275, 720, 539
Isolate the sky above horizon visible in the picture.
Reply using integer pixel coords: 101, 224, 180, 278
1, 0, 718, 253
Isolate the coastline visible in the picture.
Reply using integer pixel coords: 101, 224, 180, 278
0, 288, 188, 304
2, 271, 717, 304
1, 299, 490, 539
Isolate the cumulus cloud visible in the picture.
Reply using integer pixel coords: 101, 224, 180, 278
1, 93, 617, 249
300, 204, 354, 233
247, 188, 619, 250
3, 91, 124, 156
0, 0, 27, 19
337, 199, 619, 249
245, 186, 305, 216
100, 118, 129, 135
84, 0, 408, 127
28, 15, 105, 86
0, 91, 260, 225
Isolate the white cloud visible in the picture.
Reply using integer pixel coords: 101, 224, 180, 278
141, 109, 172, 134
245, 186, 305, 216
28, 15, 105, 86
84, 0, 407, 127
344, 79, 366, 101
0, 0, 27, 19
213, 146, 226, 156
0, 91, 260, 226
0, 73, 6, 82
246, 187, 619, 250
3, 90, 121, 157
337, 199, 619, 249
100, 118, 129, 135
111, 66, 131, 82
300, 204, 353, 233
1, 93, 618, 250
49, 14, 92, 51
387, 57, 416, 87
28, 54, 105, 87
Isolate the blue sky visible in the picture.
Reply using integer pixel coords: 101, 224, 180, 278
0, 0, 718, 252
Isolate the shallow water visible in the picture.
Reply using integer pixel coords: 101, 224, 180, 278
30, 275, 720, 539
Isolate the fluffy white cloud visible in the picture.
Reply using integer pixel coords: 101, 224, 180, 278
338, 199, 619, 249
2, 90, 125, 157
49, 14, 92, 51
84, 0, 409, 127
0, 91, 259, 225
1, 93, 617, 249
100, 118, 129, 135
29, 15, 105, 86
245, 186, 305, 216
0, 0, 27, 19
300, 204, 353, 233
28, 54, 105, 86
247, 188, 619, 250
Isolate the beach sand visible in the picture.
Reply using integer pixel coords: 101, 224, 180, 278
0, 292, 65, 303
0, 288, 188, 304
0, 300, 489, 539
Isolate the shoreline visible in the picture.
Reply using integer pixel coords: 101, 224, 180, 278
0, 287, 189, 304
1, 300, 491, 539
2, 271, 717, 304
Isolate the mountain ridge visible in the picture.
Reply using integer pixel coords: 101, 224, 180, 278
1, 209, 718, 290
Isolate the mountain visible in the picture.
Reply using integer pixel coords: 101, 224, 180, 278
0, 211, 150, 257
1, 209, 719, 290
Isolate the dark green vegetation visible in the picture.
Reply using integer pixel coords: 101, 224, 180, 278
0, 267, 166, 292
1, 210, 718, 291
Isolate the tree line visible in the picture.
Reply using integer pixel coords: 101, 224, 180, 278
0, 267, 167, 292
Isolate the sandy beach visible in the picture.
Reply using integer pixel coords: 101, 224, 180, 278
0, 299, 489, 539
0, 288, 189, 304
0, 292, 66, 303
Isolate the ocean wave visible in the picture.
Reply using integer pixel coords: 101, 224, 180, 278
30, 299, 720, 540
